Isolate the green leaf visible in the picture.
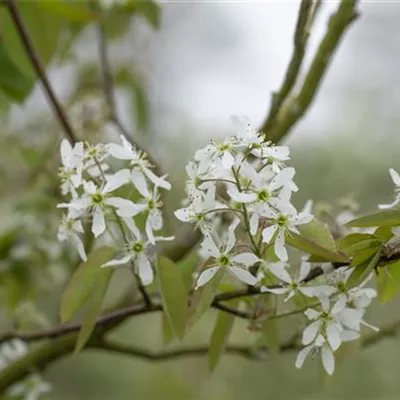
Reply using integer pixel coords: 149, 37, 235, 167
60, 246, 115, 322
261, 318, 280, 353
75, 267, 113, 353
156, 256, 188, 340
161, 312, 174, 345
38, 0, 100, 22
187, 269, 223, 331
0, 3, 62, 78
347, 250, 381, 287
377, 260, 400, 303
286, 233, 348, 263
298, 218, 337, 253
338, 233, 378, 253
374, 226, 394, 242
0, 42, 34, 102
350, 246, 382, 267
347, 210, 400, 228
208, 300, 238, 371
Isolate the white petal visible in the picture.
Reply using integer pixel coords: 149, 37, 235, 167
123, 218, 141, 239
108, 198, 145, 217
106, 143, 133, 160
102, 254, 133, 268
196, 266, 220, 289
232, 253, 259, 267
269, 167, 295, 191
131, 169, 150, 197
326, 322, 341, 351
72, 235, 87, 261
221, 151, 234, 169
174, 208, 191, 222
201, 235, 220, 258
274, 229, 288, 261
390, 168, 400, 186
249, 213, 259, 235
268, 262, 292, 283
60, 139, 72, 167
92, 207, 106, 237
137, 254, 154, 285
262, 225, 277, 243
302, 321, 321, 345
145, 216, 156, 244
143, 168, 171, 190
291, 212, 313, 226
321, 345, 335, 375
299, 261, 311, 281
150, 209, 163, 230
103, 169, 130, 193
340, 330, 360, 342
228, 188, 256, 203
295, 345, 313, 369
228, 266, 257, 285
264, 287, 289, 295
304, 308, 321, 320
299, 286, 315, 297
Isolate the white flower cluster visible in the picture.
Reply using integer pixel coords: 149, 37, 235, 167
260, 261, 377, 375
175, 116, 313, 288
57, 135, 172, 285
0, 339, 51, 400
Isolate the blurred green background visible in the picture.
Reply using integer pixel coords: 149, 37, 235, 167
1, 1, 400, 399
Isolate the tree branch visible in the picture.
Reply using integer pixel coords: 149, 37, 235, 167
95, 19, 161, 172
5, 0, 77, 144
261, 0, 315, 134
263, 0, 359, 143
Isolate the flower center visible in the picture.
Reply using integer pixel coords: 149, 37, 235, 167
257, 189, 270, 202
219, 255, 230, 266
131, 241, 144, 253
276, 215, 288, 227
91, 193, 104, 204
337, 282, 347, 293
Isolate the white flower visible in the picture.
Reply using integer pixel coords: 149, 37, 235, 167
262, 261, 315, 301
57, 210, 87, 261
230, 115, 262, 147
295, 334, 336, 375
58, 139, 84, 195
261, 209, 313, 261
195, 221, 259, 289
379, 168, 400, 209
106, 135, 171, 196
58, 175, 141, 237
252, 144, 291, 173
175, 186, 217, 233
195, 137, 240, 170
184, 161, 215, 200
0, 339, 27, 363
7, 373, 52, 400
102, 219, 173, 285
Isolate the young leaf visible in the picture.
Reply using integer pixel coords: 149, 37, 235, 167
298, 218, 337, 253
208, 300, 238, 371
286, 233, 348, 263
0, 42, 33, 102
75, 268, 113, 353
156, 256, 188, 340
187, 269, 223, 331
347, 250, 381, 287
60, 246, 115, 322
338, 233, 378, 253
347, 210, 400, 228
376, 260, 400, 304
38, 0, 100, 22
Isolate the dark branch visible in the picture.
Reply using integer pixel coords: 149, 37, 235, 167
5, 0, 77, 144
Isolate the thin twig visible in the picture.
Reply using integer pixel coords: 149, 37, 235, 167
96, 20, 161, 172
5, 0, 77, 144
